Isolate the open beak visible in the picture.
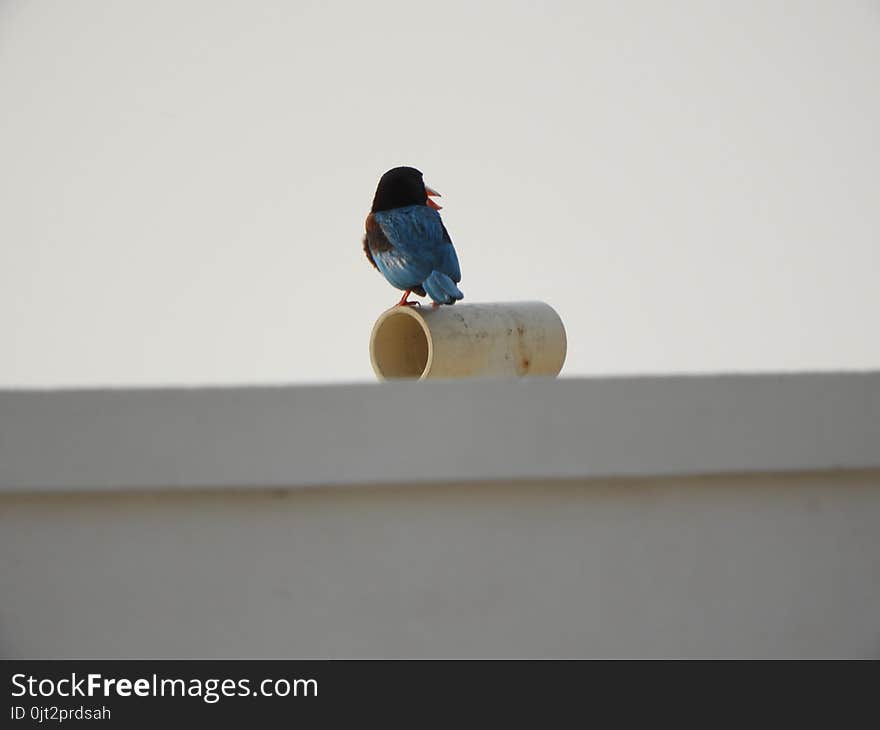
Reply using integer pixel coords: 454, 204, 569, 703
425, 185, 442, 210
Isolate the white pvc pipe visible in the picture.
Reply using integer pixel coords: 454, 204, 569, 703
370, 301, 567, 380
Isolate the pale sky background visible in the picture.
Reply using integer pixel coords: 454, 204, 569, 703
1, 0, 878, 387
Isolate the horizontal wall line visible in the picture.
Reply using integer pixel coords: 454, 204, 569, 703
1, 372, 878, 493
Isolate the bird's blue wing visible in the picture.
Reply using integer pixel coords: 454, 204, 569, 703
370, 206, 439, 287
438, 222, 461, 283
369, 205, 464, 302
365, 212, 427, 290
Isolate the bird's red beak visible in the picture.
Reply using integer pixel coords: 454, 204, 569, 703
425, 185, 442, 210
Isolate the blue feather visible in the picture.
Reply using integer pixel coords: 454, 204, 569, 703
423, 271, 464, 304
370, 205, 464, 304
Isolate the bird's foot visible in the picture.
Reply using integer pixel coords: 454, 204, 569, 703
395, 290, 420, 307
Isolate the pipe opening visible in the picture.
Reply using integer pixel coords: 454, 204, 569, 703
370, 308, 431, 379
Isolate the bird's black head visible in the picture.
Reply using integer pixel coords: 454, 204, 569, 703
370, 166, 442, 213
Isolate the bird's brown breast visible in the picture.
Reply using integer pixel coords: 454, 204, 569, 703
362, 233, 377, 269
363, 212, 393, 270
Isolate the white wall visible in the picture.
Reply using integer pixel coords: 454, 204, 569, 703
3, 375, 876, 657
4, 374, 878, 491
2, 470, 879, 659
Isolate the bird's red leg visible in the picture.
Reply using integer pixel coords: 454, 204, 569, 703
396, 290, 420, 307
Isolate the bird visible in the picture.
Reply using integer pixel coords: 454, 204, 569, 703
363, 166, 464, 307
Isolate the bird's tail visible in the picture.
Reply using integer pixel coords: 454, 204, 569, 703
423, 270, 464, 305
